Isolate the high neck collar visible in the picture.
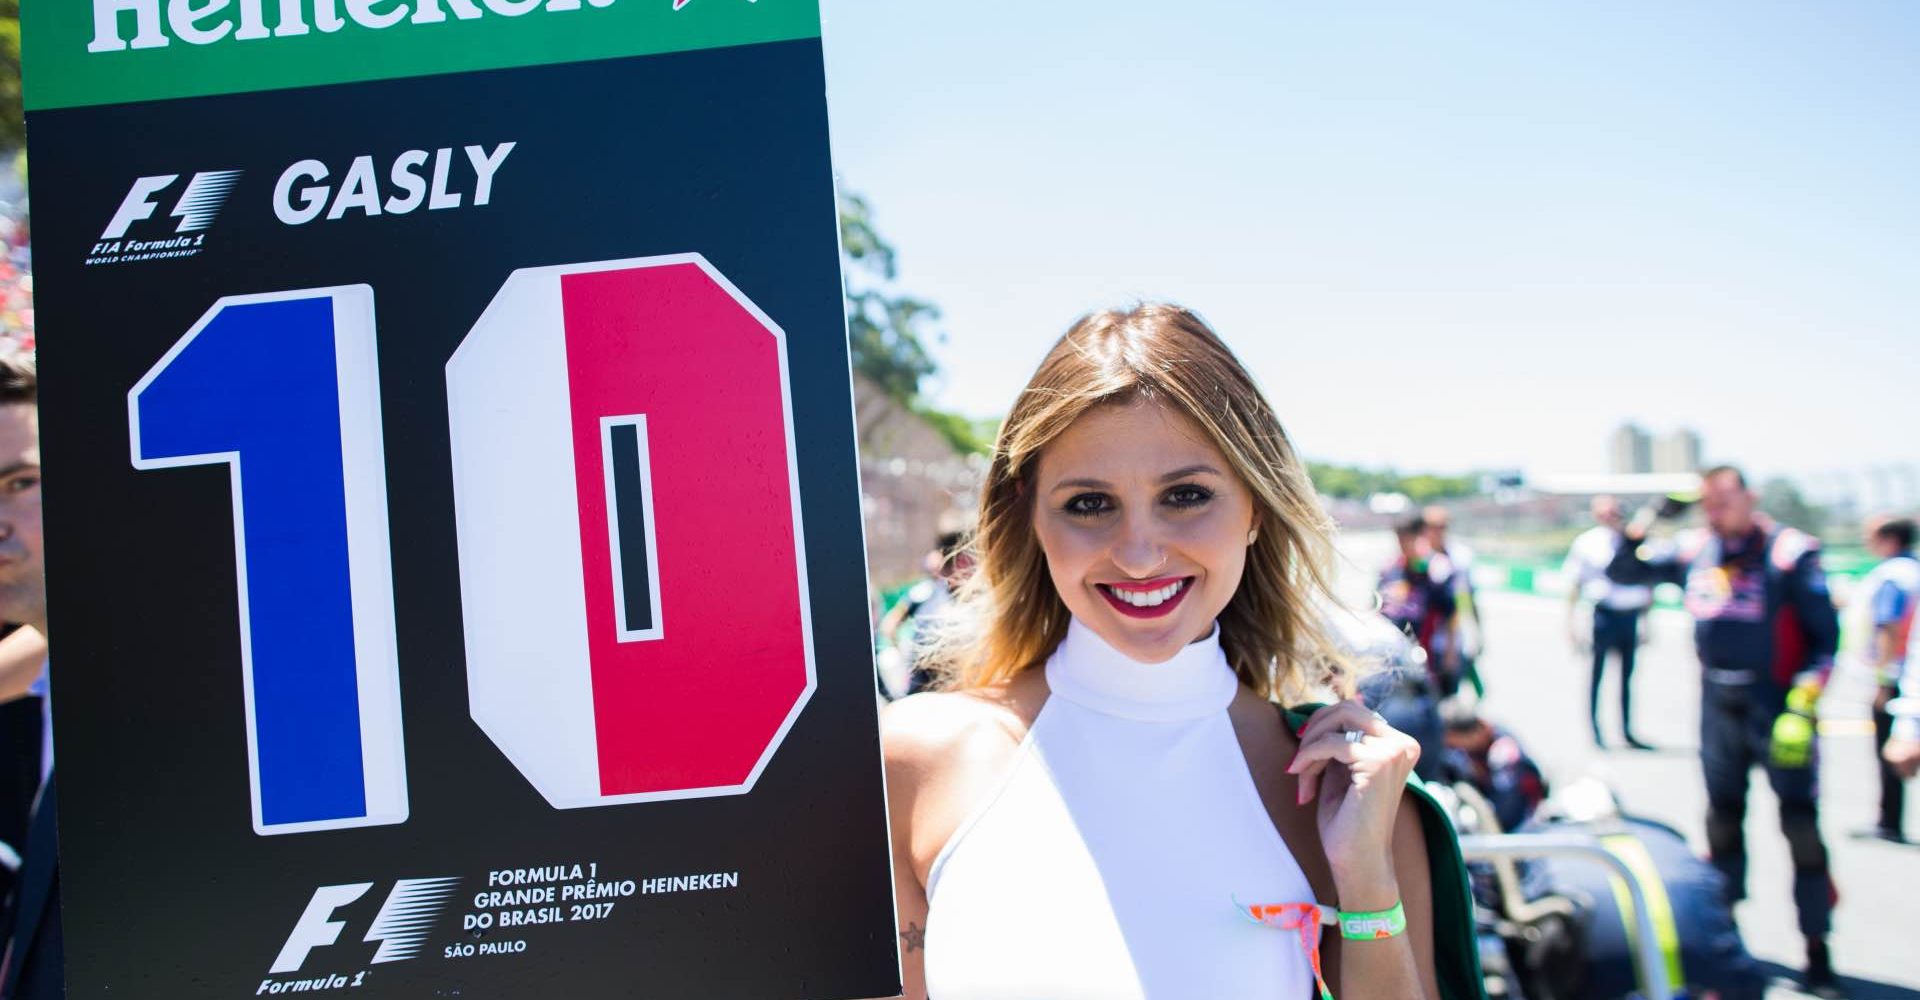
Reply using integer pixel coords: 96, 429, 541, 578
1043, 618, 1238, 723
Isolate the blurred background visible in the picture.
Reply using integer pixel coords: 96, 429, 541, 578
819, 4, 1918, 998
0, 2, 1913, 997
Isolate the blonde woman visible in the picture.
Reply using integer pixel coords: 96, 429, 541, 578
880, 305, 1481, 999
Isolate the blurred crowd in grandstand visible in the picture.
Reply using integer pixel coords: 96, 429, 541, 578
0, 159, 30, 356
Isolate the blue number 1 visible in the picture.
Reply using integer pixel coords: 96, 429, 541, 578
128, 286, 408, 835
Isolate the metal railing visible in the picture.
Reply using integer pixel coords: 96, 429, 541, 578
1457, 832, 1675, 1000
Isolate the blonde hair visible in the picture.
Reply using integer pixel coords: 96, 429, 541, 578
927, 303, 1353, 702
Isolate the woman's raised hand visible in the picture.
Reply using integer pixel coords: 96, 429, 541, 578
1287, 699, 1422, 906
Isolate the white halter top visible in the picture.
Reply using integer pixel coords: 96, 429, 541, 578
922, 619, 1315, 999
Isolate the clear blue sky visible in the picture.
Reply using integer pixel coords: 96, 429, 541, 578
819, 1, 1919, 484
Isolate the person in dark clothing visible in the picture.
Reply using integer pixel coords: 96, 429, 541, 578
1358, 667, 1446, 784
1608, 465, 1842, 997
1563, 495, 1653, 748
0, 693, 40, 907
2, 779, 53, 1000
1378, 515, 1459, 695
878, 529, 974, 696
1423, 506, 1485, 696
0, 354, 56, 1000
1440, 703, 1548, 833
0, 623, 49, 893
1332, 598, 1448, 783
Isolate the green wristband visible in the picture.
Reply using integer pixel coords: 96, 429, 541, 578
1337, 900, 1407, 940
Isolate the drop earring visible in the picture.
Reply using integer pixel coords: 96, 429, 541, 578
1247, 528, 1259, 546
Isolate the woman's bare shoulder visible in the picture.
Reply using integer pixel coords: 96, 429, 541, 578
880, 671, 1048, 773
1227, 686, 1301, 754
881, 671, 1050, 880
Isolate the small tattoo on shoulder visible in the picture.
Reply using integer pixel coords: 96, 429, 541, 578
900, 921, 926, 953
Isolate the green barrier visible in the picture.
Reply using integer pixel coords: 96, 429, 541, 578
1477, 549, 1875, 612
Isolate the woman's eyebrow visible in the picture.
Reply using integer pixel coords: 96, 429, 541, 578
1160, 464, 1222, 482
1047, 465, 1222, 492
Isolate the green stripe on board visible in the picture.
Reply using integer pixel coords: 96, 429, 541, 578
25, 0, 820, 110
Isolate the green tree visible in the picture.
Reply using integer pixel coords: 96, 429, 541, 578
1306, 461, 1476, 502
839, 190, 940, 403
1401, 473, 1476, 504
839, 189, 995, 456
909, 405, 998, 456
1306, 462, 1363, 499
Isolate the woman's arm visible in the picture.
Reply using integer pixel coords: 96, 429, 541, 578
867, 684, 1037, 1000
1327, 796, 1440, 999
0, 625, 45, 702
1290, 700, 1441, 999
885, 846, 929, 1000
870, 700, 933, 1000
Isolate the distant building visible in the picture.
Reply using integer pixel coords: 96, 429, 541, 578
1653, 428, 1703, 474
1609, 423, 1651, 474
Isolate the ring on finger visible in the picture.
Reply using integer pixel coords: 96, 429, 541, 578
1343, 729, 1366, 744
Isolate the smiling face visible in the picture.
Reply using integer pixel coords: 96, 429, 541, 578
1030, 397, 1258, 664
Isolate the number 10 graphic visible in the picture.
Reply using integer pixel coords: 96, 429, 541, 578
129, 255, 816, 834
130, 286, 405, 835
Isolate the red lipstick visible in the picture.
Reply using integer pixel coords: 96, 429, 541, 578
1095, 576, 1194, 620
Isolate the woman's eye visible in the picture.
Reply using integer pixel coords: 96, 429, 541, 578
1063, 493, 1112, 516
1165, 485, 1212, 508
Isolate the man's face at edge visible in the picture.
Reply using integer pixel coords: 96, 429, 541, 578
0, 402, 46, 633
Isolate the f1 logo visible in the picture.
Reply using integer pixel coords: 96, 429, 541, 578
101, 170, 242, 239
270, 877, 459, 973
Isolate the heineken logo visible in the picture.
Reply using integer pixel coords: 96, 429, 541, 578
87, 0, 635, 52
33, 0, 802, 109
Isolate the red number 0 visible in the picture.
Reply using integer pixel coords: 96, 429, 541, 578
447, 255, 814, 807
